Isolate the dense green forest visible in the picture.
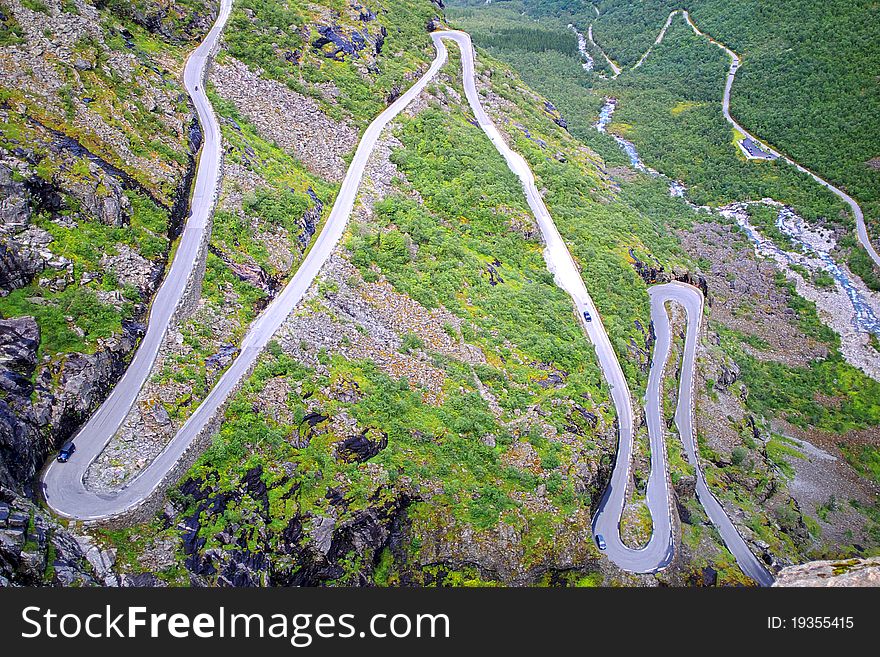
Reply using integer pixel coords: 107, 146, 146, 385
458, 0, 879, 239
601, 16, 846, 222
450, 0, 879, 224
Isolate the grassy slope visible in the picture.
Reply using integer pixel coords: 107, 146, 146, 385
449, 0, 880, 433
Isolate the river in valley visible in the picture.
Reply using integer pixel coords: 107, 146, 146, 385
594, 98, 880, 379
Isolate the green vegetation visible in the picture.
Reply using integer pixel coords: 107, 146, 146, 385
20, 0, 48, 13
448, 2, 605, 149
82, 0, 880, 581
0, 284, 132, 358
552, 0, 880, 237
600, 15, 845, 223
0, 0, 220, 366
221, 0, 438, 126
772, 271, 838, 345
350, 107, 605, 374
450, 0, 880, 562
462, 50, 697, 387
765, 435, 803, 479
841, 234, 880, 291
206, 89, 336, 276
100, 0, 217, 42
839, 444, 880, 486
736, 351, 880, 433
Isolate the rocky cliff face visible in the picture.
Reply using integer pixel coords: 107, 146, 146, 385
773, 557, 880, 587
0, 0, 215, 585
0, 486, 103, 586
0, 0, 214, 494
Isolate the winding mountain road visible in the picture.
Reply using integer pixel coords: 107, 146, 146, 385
647, 284, 773, 586
42, 15, 773, 585
41, 0, 233, 518
42, 17, 449, 521
583, 3, 880, 584
398, 31, 770, 584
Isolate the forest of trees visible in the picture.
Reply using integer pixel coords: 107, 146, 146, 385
453, 0, 879, 237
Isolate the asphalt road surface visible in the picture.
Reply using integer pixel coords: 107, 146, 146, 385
646, 283, 773, 586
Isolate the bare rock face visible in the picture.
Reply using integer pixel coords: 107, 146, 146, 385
0, 0, 216, 504
0, 316, 39, 372
0, 164, 44, 294
0, 163, 30, 230
0, 486, 108, 587
0, 317, 48, 491
211, 58, 358, 182
0, 312, 145, 494
772, 558, 880, 587
68, 166, 132, 227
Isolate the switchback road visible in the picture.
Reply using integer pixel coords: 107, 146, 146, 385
43, 21, 773, 585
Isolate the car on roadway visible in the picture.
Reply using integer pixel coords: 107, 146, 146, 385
57, 441, 76, 463
583, 310, 592, 323
595, 534, 607, 550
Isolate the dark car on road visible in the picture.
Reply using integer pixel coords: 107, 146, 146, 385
57, 441, 76, 463
583, 310, 592, 322
596, 534, 607, 550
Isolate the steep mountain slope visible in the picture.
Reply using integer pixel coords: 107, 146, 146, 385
0, 0, 219, 585
449, 0, 880, 572
4, 0, 877, 587
84, 3, 783, 586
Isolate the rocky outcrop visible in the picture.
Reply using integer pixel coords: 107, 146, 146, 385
542, 101, 568, 130
208, 244, 275, 295
67, 165, 132, 228
0, 486, 103, 586
211, 58, 358, 182
0, 162, 30, 229
312, 25, 370, 61
0, 317, 47, 491
101, 245, 160, 295
39, 319, 144, 435
0, 314, 146, 494
0, 164, 46, 294
773, 557, 880, 587
628, 249, 710, 299
0, 0, 205, 205
108, 0, 220, 43
173, 467, 417, 587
